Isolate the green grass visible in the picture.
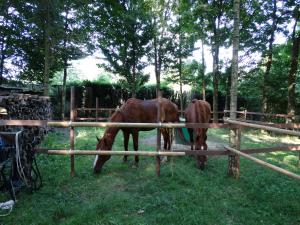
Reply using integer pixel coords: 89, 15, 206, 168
1, 128, 300, 225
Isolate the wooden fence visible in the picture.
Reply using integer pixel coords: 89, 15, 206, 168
1, 86, 300, 181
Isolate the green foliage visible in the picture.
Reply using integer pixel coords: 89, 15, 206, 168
239, 42, 300, 113
92, 0, 153, 96
49, 81, 176, 118
1, 0, 91, 85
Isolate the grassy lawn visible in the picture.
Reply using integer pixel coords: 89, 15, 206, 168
1, 127, 300, 225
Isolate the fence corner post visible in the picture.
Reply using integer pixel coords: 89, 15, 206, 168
228, 125, 241, 178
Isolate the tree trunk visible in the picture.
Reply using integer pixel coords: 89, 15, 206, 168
230, 0, 240, 120
0, 39, 5, 84
212, 16, 220, 123
132, 67, 137, 98
154, 33, 161, 97
0, 7, 8, 85
288, 7, 300, 117
201, 39, 206, 100
228, 0, 240, 179
43, 2, 50, 96
212, 44, 219, 122
61, 4, 70, 120
61, 58, 68, 120
225, 74, 231, 110
179, 35, 183, 117
261, 0, 277, 114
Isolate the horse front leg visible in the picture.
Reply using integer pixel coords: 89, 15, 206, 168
161, 128, 170, 162
188, 128, 194, 150
123, 130, 130, 162
132, 130, 139, 167
198, 139, 208, 171
162, 128, 169, 150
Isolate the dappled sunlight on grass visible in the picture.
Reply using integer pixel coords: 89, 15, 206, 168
207, 129, 229, 144
242, 129, 300, 146
145, 163, 156, 173
261, 151, 299, 172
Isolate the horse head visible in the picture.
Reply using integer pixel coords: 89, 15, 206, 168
93, 134, 113, 173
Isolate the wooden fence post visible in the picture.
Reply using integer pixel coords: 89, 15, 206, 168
70, 86, 75, 177
228, 125, 241, 178
243, 110, 247, 120
156, 91, 162, 176
95, 97, 99, 122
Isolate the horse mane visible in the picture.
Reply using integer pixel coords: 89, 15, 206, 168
109, 108, 124, 122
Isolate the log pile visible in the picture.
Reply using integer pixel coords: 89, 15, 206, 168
0, 93, 52, 152
0, 94, 52, 190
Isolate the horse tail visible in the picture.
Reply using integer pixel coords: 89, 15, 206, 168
194, 100, 204, 139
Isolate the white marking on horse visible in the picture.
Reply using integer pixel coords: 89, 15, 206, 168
93, 155, 99, 169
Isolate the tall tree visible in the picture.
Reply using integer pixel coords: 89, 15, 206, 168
170, 0, 195, 113
16, 0, 65, 93
43, 0, 51, 96
60, 0, 90, 119
230, 0, 240, 119
150, 0, 174, 96
0, 1, 28, 82
194, 0, 231, 122
261, 0, 278, 114
287, 5, 300, 117
228, 0, 240, 178
93, 0, 153, 97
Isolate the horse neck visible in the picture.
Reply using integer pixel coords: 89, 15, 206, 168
104, 110, 123, 148
103, 127, 119, 149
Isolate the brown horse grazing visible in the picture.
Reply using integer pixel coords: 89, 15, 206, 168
93, 98, 179, 173
185, 99, 211, 170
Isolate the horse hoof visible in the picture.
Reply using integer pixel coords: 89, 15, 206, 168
93, 167, 102, 174
198, 164, 205, 170
161, 156, 168, 163
132, 163, 139, 169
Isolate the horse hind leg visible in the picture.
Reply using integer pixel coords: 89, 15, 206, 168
132, 131, 139, 167
123, 131, 130, 163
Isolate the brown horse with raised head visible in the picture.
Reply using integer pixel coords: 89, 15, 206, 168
185, 99, 211, 170
93, 98, 179, 173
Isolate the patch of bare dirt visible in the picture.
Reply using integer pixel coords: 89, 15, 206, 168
141, 135, 224, 150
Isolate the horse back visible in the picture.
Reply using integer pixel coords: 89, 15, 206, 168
185, 99, 211, 124
118, 98, 178, 124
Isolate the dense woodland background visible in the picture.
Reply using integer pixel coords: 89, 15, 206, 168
0, 0, 299, 119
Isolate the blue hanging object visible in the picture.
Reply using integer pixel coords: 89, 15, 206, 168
174, 118, 191, 145
0, 136, 5, 149
0, 136, 7, 162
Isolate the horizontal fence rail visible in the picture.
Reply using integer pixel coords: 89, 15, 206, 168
0, 120, 234, 128
35, 145, 300, 156
224, 110, 293, 118
225, 118, 300, 137
38, 149, 187, 156
233, 119, 300, 129
76, 108, 116, 111
225, 146, 300, 181
0, 120, 48, 126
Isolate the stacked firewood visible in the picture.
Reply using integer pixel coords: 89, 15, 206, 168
0, 93, 52, 147
0, 94, 51, 191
